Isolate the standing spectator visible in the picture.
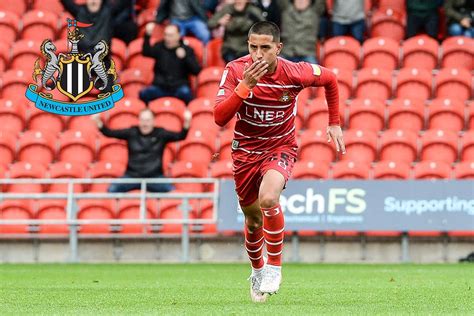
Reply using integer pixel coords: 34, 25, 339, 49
445, 0, 474, 37
280, 0, 326, 63
139, 23, 201, 105
92, 109, 192, 193
330, 0, 365, 43
156, 0, 211, 44
112, 0, 139, 44
208, 0, 264, 63
253, 0, 285, 27
406, 0, 442, 39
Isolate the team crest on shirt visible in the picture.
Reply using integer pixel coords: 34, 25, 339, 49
279, 91, 293, 102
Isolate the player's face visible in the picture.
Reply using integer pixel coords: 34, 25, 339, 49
248, 34, 282, 70
138, 110, 155, 135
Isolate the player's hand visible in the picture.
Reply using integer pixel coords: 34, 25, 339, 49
91, 114, 103, 129
243, 60, 268, 89
327, 125, 345, 154
145, 22, 155, 36
176, 47, 186, 59
218, 14, 232, 26
183, 109, 192, 129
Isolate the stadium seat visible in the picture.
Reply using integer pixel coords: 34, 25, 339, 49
170, 161, 209, 192
28, 107, 66, 134
347, 98, 385, 132
176, 128, 217, 164
32, 0, 64, 13
206, 37, 225, 67
195, 200, 216, 234
7, 162, 47, 193
453, 161, 474, 179
362, 37, 399, 70
292, 160, 329, 179
217, 128, 234, 161
111, 38, 127, 72
306, 98, 345, 130
107, 98, 145, 129
48, 162, 86, 193
469, 101, 474, 130
323, 36, 360, 71
149, 97, 186, 132
10, 40, 41, 72
0, 42, 9, 73
163, 143, 177, 173
197, 66, 224, 98
1, 70, 30, 99
377, 0, 406, 12
331, 160, 371, 179
87, 161, 126, 192
427, 98, 465, 132
341, 129, 378, 163
37, 199, 68, 234
158, 198, 198, 234
67, 115, 99, 134
188, 97, 216, 130
372, 160, 411, 179
371, 8, 405, 42
420, 129, 458, 164
183, 36, 204, 66
210, 160, 233, 178
127, 38, 155, 72
58, 130, 96, 166
0, 0, 27, 16
379, 129, 418, 164
77, 199, 115, 234
117, 198, 157, 234
354, 68, 392, 101
136, 8, 159, 37
401, 35, 439, 70
0, 97, 27, 134
97, 137, 128, 165
0, 200, 33, 234
387, 98, 425, 132
17, 130, 56, 167
21, 10, 58, 41
0, 10, 20, 45
435, 68, 472, 101
0, 130, 16, 166
460, 131, 474, 162
299, 129, 336, 164
395, 68, 432, 100
331, 68, 353, 101
413, 161, 452, 179
441, 36, 474, 70
120, 68, 153, 99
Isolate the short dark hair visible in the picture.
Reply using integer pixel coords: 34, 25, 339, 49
248, 21, 280, 42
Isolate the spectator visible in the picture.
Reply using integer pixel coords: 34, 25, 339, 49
156, 0, 211, 44
280, 0, 326, 63
253, 0, 285, 27
112, 0, 139, 44
92, 109, 192, 193
139, 23, 201, 105
208, 0, 264, 63
445, 0, 474, 37
406, 0, 442, 39
330, 0, 365, 43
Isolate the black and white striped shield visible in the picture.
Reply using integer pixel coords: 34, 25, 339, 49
57, 54, 93, 101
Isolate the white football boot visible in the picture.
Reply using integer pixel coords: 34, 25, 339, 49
248, 257, 268, 303
259, 264, 282, 295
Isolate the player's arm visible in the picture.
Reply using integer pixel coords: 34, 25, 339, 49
214, 60, 268, 127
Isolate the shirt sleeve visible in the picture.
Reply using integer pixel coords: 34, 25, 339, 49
99, 126, 132, 140
213, 63, 244, 127
161, 127, 189, 142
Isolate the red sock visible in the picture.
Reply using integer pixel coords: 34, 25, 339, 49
244, 225, 264, 269
262, 204, 285, 266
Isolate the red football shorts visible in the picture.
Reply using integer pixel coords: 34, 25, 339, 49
232, 147, 297, 207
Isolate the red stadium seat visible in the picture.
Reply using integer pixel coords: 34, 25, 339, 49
58, 130, 96, 165
0, 97, 27, 134
435, 68, 472, 101
170, 161, 209, 192
37, 199, 68, 234
7, 162, 47, 193
0, 10, 20, 45
127, 38, 155, 72
10, 40, 41, 72
149, 97, 186, 132
197, 66, 224, 98
158, 198, 198, 234
453, 161, 474, 179
331, 68, 353, 101
217, 129, 234, 161
387, 98, 425, 132
379, 129, 418, 164
32, 0, 64, 13
420, 129, 458, 164
120, 68, 153, 99
372, 160, 411, 179
87, 161, 126, 192
188, 97, 216, 130
48, 162, 86, 193
371, 8, 405, 42
210, 160, 233, 178
111, 38, 127, 72
117, 198, 157, 234
107, 98, 145, 129
97, 137, 128, 165
341, 129, 378, 163
347, 98, 385, 132
17, 130, 56, 167
292, 160, 329, 179
323, 36, 360, 71
28, 107, 66, 134
0, 42, 9, 73
461, 131, 474, 162
1, 70, 30, 99
377, 0, 406, 13
206, 37, 225, 67
195, 200, 216, 234
299, 129, 336, 164
469, 101, 474, 130
67, 115, 99, 134
0, 200, 33, 234
395, 68, 432, 100
77, 199, 115, 234
441, 36, 474, 70
21, 10, 58, 41
136, 8, 158, 37
427, 98, 465, 132
354, 68, 392, 101
0, 0, 27, 16
362, 37, 399, 70
176, 128, 217, 164
183, 36, 204, 66
163, 143, 177, 173
401, 35, 439, 70
0, 130, 16, 166
332, 160, 371, 179
306, 98, 345, 130
413, 161, 452, 179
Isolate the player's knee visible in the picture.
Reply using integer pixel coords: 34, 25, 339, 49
259, 194, 279, 209
245, 216, 262, 231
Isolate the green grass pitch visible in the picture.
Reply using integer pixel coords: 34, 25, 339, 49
1, 264, 473, 315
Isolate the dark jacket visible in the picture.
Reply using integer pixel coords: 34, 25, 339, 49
156, 0, 207, 23
142, 34, 201, 90
445, 0, 474, 25
99, 126, 188, 178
